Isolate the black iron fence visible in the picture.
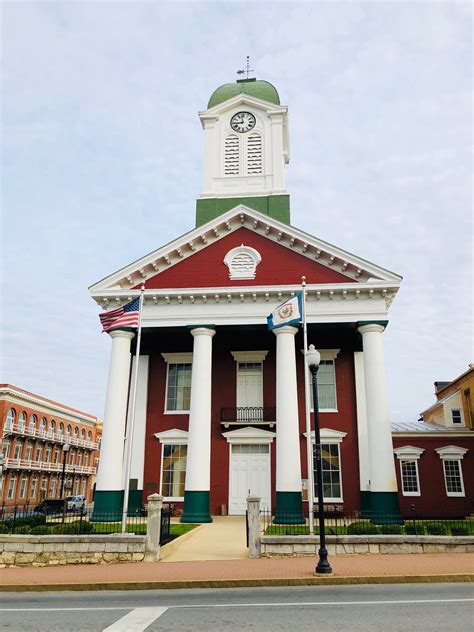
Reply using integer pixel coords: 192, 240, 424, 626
261, 507, 474, 537
220, 407, 276, 423
0, 503, 173, 536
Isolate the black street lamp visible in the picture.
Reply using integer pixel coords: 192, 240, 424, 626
306, 344, 332, 575
59, 443, 70, 499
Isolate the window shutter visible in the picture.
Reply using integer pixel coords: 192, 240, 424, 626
247, 133, 262, 174
224, 134, 240, 175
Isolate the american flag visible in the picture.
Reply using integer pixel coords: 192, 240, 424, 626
99, 297, 141, 333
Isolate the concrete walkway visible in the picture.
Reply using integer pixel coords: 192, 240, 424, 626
162, 516, 247, 561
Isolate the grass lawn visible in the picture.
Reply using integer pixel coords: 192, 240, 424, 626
41, 521, 200, 537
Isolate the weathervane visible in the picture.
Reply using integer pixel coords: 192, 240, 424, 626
237, 56, 254, 79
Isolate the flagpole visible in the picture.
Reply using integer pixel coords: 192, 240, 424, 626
121, 284, 145, 534
302, 276, 315, 535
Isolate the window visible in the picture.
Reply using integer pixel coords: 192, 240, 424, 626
435, 446, 468, 497
5, 408, 15, 430
310, 361, 337, 411
443, 460, 464, 496
35, 447, 42, 462
74, 427, 79, 439
66, 425, 71, 440
13, 443, 22, 460
232, 444, 269, 454
84, 453, 89, 466
44, 448, 51, 463
53, 450, 59, 464
18, 412, 26, 431
400, 460, 420, 495
2, 440, 11, 458
313, 443, 342, 501
77, 452, 82, 466
19, 476, 28, 499
29, 415, 37, 433
247, 133, 262, 174
451, 409, 462, 424
224, 134, 240, 175
25, 443, 33, 461
7, 476, 17, 500
40, 477, 48, 499
30, 476, 38, 499
39, 417, 47, 433
50, 477, 58, 498
161, 444, 187, 499
58, 422, 64, 439
162, 355, 193, 413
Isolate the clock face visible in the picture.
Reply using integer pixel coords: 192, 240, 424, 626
230, 111, 256, 133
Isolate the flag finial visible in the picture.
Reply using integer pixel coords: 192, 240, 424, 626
236, 55, 254, 79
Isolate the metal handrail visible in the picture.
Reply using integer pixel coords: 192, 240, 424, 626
220, 406, 276, 423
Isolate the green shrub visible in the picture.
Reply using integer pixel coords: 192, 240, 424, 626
380, 523, 403, 535
450, 525, 469, 536
30, 525, 50, 535
426, 522, 448, 535
347, 521, 379, 535
14, 525, 31, 534
7, 514, 46, 528
52, 521, 94, 535
404, 523, 424, 535
0, 522, 11, 534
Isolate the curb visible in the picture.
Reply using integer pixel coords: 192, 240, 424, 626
1, 574, 472, 592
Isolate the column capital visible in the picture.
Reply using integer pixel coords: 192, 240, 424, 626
358, 323, 386, 335
108, 329, 136, 341
273, 325, 299, 337
189, 326, 216, 338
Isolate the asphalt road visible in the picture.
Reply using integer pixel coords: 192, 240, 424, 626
1, 583, 473, 631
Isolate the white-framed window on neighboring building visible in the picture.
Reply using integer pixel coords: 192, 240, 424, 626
19, 475, 28, 499
25, 443, 33, 461
435, 446, 468, 497
13, 442, 22, 460
5, 408, 15, 431
305, 428, 347, 503
7, 476, 17, 500
18, 412, 26, 431
29, 415, 37, 433
39, 417, 47, 434
50, 477, 58, 498
162, 353, 193, 413
155, 429, 188, 501
308, 350, 340, 412
35, 447, 42, 462
30, 476, 38, 499
81, 478, 87, 496
451, 409, 462, 425
44, 448, 51, 463
2, 440, 11, 459
393, 446, 424, 497
40, 477, 48, 499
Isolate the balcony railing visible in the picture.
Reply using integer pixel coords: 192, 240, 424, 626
220, 406, 276, 428
3, 423, 99, 450
4, 458, 96, 475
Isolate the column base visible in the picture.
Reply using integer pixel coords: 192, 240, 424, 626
91, 490, 124, 522
180, 490, 212, 523
273, 491, 305, 524
360, 491, 402, 524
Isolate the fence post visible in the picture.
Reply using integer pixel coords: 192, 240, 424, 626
144, 493, 163, 562
246, 495, 261, 559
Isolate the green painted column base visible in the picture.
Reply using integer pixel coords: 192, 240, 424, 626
273, 491, 305, 524
360, 491, 402, 524
91, 490, 124, 522
180, 490, 212, 523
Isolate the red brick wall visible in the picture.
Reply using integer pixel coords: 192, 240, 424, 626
392, 436, 474, 518
139, 228, 354, 289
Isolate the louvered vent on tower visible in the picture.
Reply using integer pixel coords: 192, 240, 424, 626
224, 134, 240, 175
247, 134, 262, 174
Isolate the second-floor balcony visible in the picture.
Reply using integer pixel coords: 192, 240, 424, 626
4, 458, 97, 475
220, 406, 276, 428
3, 423, 99, 451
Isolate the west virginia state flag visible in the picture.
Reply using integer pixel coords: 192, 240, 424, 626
267, 292, 303, 330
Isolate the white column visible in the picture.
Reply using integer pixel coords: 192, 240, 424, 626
182, 327, 215, 522
358, 324, 398, 496
95, 329, 135, 493
126, 355, 149, 490
353, 351, 370, 493
274, 326, 303, 520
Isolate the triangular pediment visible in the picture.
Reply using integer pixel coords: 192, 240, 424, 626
222, 426, 276, 443
90, 205, 402, 300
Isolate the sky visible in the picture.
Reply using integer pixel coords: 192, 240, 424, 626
1, 1, 472, 422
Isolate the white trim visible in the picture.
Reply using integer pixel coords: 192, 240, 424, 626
303, 428, 347, 444
320, 349, 341, 361
224, 245, 262, 280
230, 351, 268, 362
441, 459, 466, 498
154, 429, 189, 445
435, 445, 468, 460
307, 358, 339, 412
222, 426, 276, 445
393, 446, 425, 460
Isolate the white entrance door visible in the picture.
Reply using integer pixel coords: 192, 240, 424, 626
236, 362, 263, 408
229, 444, 271, 515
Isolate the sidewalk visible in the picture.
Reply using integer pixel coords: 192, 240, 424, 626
1, 553, 473, 591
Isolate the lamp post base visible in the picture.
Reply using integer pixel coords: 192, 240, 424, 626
316, 547, 333, 574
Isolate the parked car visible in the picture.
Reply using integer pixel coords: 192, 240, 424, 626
66, 495, 86, 512
34, 499, 65, 515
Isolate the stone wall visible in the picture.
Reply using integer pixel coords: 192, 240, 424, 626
260, 535, 474, 556
0, 534, 145, 567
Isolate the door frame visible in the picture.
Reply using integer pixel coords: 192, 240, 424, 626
223, 426, 276, 514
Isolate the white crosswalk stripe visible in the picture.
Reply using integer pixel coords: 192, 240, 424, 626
102, 606, 168, 631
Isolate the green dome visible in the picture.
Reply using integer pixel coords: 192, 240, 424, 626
208, 78, 280, 109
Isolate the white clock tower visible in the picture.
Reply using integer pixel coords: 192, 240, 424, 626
196, 78, 291, 227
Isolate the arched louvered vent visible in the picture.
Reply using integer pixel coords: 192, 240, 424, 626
224, 134, 240, 175
247, 133, 262, 174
